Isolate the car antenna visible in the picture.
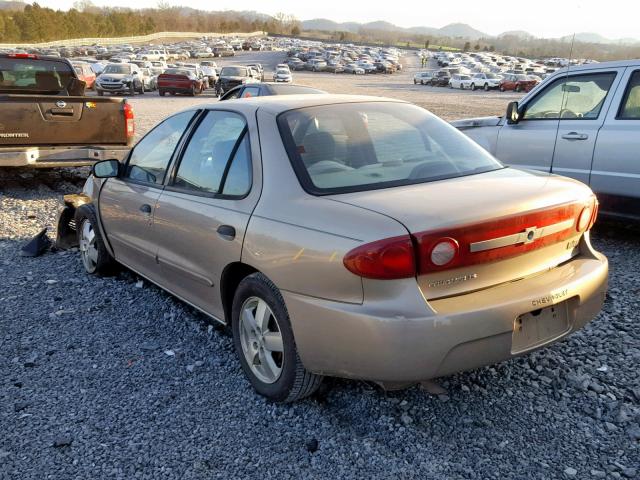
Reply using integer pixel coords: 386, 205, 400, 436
550, 32, 576, 174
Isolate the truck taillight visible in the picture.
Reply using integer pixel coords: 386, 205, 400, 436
8, 53, 38, 59
123, 102, 134, 138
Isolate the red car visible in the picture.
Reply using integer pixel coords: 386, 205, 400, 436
158, 68, 204, 96
499, 74, 539, 93
72, 62, 96, 90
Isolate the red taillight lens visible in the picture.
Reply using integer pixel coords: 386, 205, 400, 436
343, 235, 416, 280
8, 53, 38, 59
123, 102, 135, 138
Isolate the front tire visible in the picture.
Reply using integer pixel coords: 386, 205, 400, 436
232, 273, 323, 402
75, 205, 117, 276
471, 83, 476, 91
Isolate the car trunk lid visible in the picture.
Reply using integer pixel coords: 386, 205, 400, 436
331, 168, 595, 299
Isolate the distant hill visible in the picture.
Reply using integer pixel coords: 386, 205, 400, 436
0, 0, 25, 11
302, 19, 489, 39
301, 17, 639, 45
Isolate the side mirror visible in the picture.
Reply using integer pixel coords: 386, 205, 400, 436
506, 101, 521, 125
92, 159, 120, 178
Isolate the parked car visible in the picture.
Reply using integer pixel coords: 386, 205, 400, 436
344, 63, 365, 75
62, 95, 607, 402
219, 83, 325, 100
0, 53, 134, 168
325, 62, 345, 74
450, 74, 473, 89
201, 66, 218, 87
272, 68, 292, 83
430, 70, 451, 86
139, 68, 157, 92
470, 73, 502, 91
217, 65, 258, 94
137, 50, 167, 62
71, 62, 96, 89
157, 68, 204, 96
95, 63, 145, 96
452, 60, 640, 220
286, 58, 305, 71
499, 74, 539, 92
306, 59, 327, 72
413, 71, 434, 85
247, 63, 264, 81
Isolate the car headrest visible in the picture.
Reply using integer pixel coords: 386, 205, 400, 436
302, 131, 336, 167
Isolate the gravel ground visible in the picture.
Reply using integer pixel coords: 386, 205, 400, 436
1, 51, 639, 479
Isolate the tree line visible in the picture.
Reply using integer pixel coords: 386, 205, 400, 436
0, 3, 299, 43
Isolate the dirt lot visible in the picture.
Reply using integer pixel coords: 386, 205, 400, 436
1, 51, 638, 480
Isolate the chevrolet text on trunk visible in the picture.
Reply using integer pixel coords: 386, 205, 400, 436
58, 95, 608, 402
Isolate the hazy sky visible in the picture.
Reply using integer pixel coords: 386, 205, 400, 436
37, 0, 638, 39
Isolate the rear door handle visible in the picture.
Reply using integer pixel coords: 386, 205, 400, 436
561, 132, 589, 141
216, 225, 236, 241
139, 204, 152, 214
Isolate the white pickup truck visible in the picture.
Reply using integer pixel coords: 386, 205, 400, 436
452, 59, 640, 220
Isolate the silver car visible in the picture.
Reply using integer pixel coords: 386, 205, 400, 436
452, 59, 640, 220
59, 95, 608, 402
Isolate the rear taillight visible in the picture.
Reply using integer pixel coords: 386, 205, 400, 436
590, 201, 599, 230
123, 102, 135, 138
344, 199, 595, 280
343, 235, 416, 280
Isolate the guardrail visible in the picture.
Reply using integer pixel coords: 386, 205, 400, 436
0, 31, 266, 49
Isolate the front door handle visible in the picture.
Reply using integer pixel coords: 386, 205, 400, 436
216, 225, 236, 241
139, 204, 152, 214
561, 132, 589, 141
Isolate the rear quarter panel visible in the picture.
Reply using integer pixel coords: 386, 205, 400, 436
243, 109, 409, 304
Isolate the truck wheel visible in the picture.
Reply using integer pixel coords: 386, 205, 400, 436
232, 272, 323, 402
75, 205, 117, 276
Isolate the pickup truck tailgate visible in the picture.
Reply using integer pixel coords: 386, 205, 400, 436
0, 95, 130, 146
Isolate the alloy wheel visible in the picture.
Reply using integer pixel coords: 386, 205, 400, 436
79, 219, 98, 273
239, 297, 284, 384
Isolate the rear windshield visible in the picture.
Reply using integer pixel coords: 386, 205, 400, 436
164, 69, 190, 76
0, 57, 75, 93
221, 66, 247, 76
278, 103, 503, 194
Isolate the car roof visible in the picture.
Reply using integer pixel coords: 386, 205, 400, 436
199, 94, 407, 115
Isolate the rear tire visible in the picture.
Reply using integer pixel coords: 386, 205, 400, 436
515, 85, 522, 92
500, 85, 506, 92
129, 84, 135, 96
232, 272, 323, 403
75, 205, 117, 276
159, 89, 166, 96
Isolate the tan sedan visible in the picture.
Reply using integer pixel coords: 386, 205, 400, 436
62, 95, 608, 402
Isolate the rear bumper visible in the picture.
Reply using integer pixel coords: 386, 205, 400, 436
284, 248, 608, 384
0, 146, 130, 167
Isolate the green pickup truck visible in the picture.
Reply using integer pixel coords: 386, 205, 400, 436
0, 53, 134, 168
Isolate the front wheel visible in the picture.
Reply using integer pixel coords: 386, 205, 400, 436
484, 83, 490, 91
232, 273, 323, 402
75, 205, 117, 276
129, 84, 135, 96
515, 85, 522, 92
471, 83, 476, 91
